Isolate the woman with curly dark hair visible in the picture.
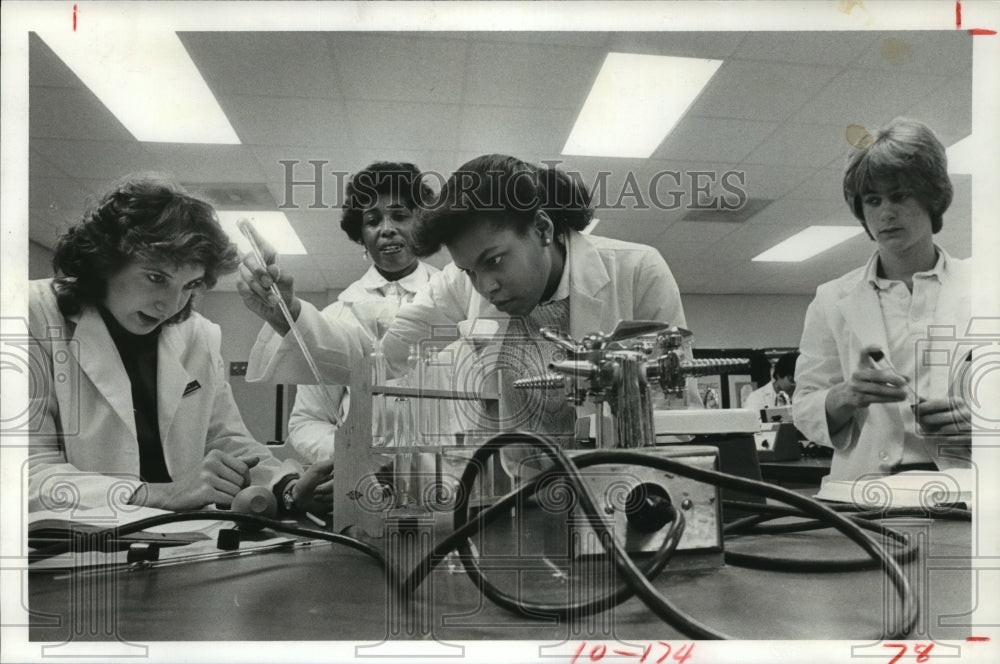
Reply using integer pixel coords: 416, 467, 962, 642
28, 175, 327, 513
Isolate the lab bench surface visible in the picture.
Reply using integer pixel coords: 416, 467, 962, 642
29, 515, 973, 643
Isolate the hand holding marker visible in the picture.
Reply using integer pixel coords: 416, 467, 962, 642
238, 219, 343, 429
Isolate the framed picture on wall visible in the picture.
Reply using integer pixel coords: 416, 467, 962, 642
728, 374, 755, 408
695, 374, 724, 408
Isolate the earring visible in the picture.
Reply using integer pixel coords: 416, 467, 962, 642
363, 248, 369, 259
543, 236, 551, 246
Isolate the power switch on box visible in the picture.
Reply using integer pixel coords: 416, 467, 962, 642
565, 445, 723, 569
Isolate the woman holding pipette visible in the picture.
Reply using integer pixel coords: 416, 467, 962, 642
27, 175, 329, 513
793, 118, 972, 484
277, 162, 440, 464
238, 155, 691, 477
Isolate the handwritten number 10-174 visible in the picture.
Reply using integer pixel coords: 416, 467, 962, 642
571, 641, 695, 664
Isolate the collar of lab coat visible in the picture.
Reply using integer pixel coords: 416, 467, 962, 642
463, 230, 611, 342
835, 245, 970, 407
68, 305, 196, 443
837, 246, 965, 353
342, 261, 435, 303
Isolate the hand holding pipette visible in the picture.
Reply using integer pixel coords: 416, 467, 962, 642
866, 349, 919, 404
236, 221, 302, 337
828, 345, 910, 413
236, 219, 343, 428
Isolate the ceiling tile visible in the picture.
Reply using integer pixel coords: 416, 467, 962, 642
29, 86, 134, 141
592, 218, 671, 245
29, 33, 83, 89
180, 32, 343, 99
784, 168, 847, 201
328, 34, 467, 105
606, 32, 747, 60
903, 75, 972, 139
743, 196, 844, 227
732, 32, 877, 67
459, 105, 574, 155
223, 96, 356, 148
791, 69, 953, 129
463, 41, 605, 111
690, 60, 840, 123
23, 29, 978, 297
743, 123, 850, 169
144, 145, 265, 184
467, 32, 610, 48
342, 101, 461, 152
733, 163, 816, 201
850, 31, 972, 76
664, 220, 742, 244
32, 139, 153, 181
655, 116, 778, 163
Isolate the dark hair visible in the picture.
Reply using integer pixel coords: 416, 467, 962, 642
842, 117, 952, 238
339, 161, 435, 244
51, 174, 239, 322
774, 351, 800, 379
413, 154, 593, 256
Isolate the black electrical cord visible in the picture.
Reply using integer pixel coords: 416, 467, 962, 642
398, 457, 688, 621
28, 511, 386, 569
28, 433, 926, 639
443, 431, 736, 639
725, 517, 920, 572
434, 433, 918, 638
720, 499, 969, 570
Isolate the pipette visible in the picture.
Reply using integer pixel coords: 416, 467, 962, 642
238, 219, 344, 428
867, 349, 919, 403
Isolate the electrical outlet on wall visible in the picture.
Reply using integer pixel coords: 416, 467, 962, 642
230, 361, 249, 377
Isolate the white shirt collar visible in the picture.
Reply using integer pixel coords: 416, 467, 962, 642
357, 261, 432, 297
864, 245, 948, 290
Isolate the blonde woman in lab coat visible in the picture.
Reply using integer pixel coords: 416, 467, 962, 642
28, 176, 328, 513
793, 119, 972, 483
239, 155, 691, 473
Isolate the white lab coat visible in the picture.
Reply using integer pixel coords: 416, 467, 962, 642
742, 381, 779, 414
285, 262, 438, 462
27, 279, 295, 512
248, 230, 688, 400
792, 248, 972, 483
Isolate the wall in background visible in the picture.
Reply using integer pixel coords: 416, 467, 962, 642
683, 293, 812, 350
29, 240, 53, 279
196, 289, 331, 442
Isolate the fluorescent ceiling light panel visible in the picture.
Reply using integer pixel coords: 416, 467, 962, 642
217, 211, 307, 255
37, 30, 239, 144
752, 226, 864, 262
563, 53, 722, 159
946, 135, 973, 175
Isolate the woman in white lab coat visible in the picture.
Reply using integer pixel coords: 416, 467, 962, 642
240, 155, 690, 459
28, 176, 324, 513
283, 161, 439, 463
792, 119, 972, 483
